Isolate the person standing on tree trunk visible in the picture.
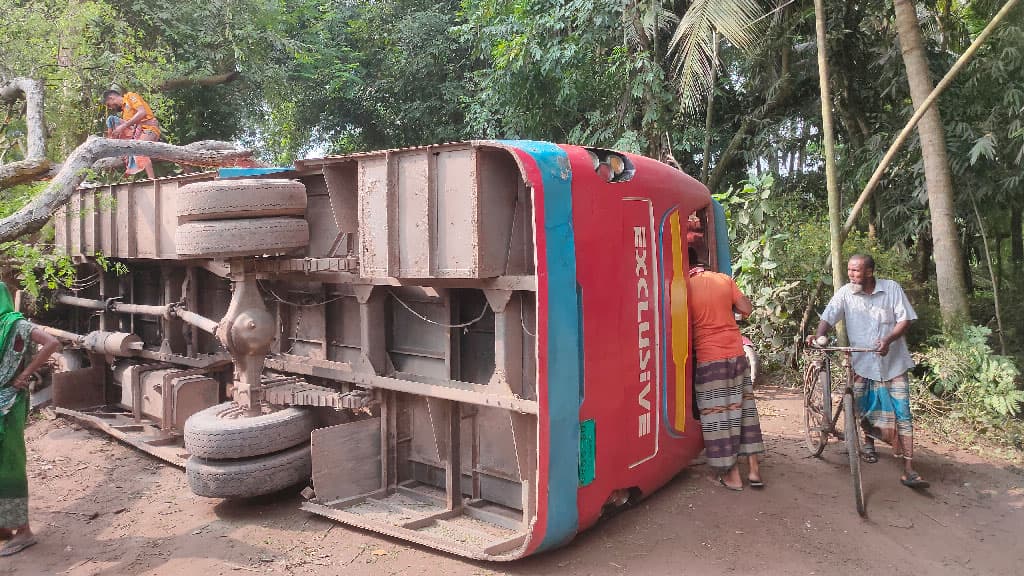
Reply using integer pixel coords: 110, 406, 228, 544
0, 282, 61, 556
808, 254, 928, 489
688, 248, 765, 491
103, 88, 161, 179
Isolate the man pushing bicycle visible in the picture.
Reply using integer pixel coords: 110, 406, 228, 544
807, 254, 928, 489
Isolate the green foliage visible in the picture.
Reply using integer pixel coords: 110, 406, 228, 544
917, 326, 1024, 445
1, 241, 128, 299
458, 0, 677, 155
715, 175, 913, 366
0, 241, 77, 298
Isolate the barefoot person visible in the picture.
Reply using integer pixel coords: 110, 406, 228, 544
0, 283, 61, 556
103, 88, 161, 179
808, 254, 927, 489
688, 249, 765, 491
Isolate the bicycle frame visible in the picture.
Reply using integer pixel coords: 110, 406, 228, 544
802, 345, 875, 517
807, 346, 875, 438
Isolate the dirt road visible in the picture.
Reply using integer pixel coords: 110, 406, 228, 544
4, 386, 1022, 576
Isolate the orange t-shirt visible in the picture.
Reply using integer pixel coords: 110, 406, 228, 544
687, 268, 746, 363
121, 92, 160, 137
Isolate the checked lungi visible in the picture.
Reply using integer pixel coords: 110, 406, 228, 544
695, 355, 765, 472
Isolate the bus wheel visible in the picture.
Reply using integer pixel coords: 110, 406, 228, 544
175, 217, 308, 258
184, 402, 316, 460
186, 443, 312, 499
176, 179, 307, 222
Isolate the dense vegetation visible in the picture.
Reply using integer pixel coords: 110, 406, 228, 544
2, 0, 1023, 450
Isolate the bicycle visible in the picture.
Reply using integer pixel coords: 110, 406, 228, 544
802, 342, 877, 517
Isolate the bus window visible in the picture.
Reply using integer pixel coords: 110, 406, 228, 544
686, 209, 714, 270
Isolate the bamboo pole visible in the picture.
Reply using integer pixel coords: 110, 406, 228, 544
813, 0, 843, 293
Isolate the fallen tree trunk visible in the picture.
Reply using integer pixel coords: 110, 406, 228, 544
0, 136, 253, 243
0, 77, 52, 188
89, 140, 246, 171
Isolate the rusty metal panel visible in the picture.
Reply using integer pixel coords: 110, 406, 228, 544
408, 396, 442, 466
388, 291, 447, 380
116, 184, 133, 257
476, 407, 520, 483
83, 190, 97, 255
323, 164, 358, 256
67, 191, 82, 257
359, 156, 393, 276
53, 360, 105, 410
304, 176, 340, 258
156, 179, 180, 258
476, 150, 520, 278
99, 187, 116, 255
134, 181, 158, 258
433, 148, 479, 277
396, 151, 432, 277
326, 295, 361, 364
54, 205, 67, 255
311, 418, 383, 503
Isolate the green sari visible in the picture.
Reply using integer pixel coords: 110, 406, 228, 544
0, 283, 33, 529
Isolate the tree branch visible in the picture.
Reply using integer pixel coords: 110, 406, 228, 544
157, 71, 241, 92
0, 77, 52, 188
89, 140, 247, 171
0, 136, 253, 243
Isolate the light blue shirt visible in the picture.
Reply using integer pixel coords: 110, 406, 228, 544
821, 279, 916, 382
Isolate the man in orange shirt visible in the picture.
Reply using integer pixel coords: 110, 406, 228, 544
103, 89, 161, 179
688, 248, 765, 491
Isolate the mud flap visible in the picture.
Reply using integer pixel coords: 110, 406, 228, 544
52, 353, 106, 410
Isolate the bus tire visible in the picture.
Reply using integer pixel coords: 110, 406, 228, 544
184, 402, 316, 460
175, 217, 308, 258
186, 444, 312, 499
177, 179, 307, 222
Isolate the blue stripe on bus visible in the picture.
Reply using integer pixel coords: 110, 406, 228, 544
499, 140, 581, 552
712, 199, 732, 276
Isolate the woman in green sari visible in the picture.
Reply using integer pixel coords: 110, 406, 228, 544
0, 282, 60, 556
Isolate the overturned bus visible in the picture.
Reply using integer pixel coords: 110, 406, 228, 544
43, 141, 730, 559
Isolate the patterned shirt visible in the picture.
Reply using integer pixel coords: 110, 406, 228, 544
821, 279, 916, 382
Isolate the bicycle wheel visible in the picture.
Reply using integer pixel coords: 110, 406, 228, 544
843, 391, 866, 517
802, 360, 830, 456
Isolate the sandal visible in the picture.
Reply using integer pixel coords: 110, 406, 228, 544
900, 472, 930, 489
0, 537, 37, 557
710, 475, 743, 492
748, 478, 765, 489
861, 445, 878, 464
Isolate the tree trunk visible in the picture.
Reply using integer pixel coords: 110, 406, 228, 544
0, 137, 253, 243
814, 0, 845, 298
0, 77, 52, 188
893, 0, 970, 327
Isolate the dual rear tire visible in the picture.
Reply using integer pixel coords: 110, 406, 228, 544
184, 402, 315, 498
174, 179, 309, 258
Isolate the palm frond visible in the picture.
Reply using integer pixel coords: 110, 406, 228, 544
668, 0, 766, 115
